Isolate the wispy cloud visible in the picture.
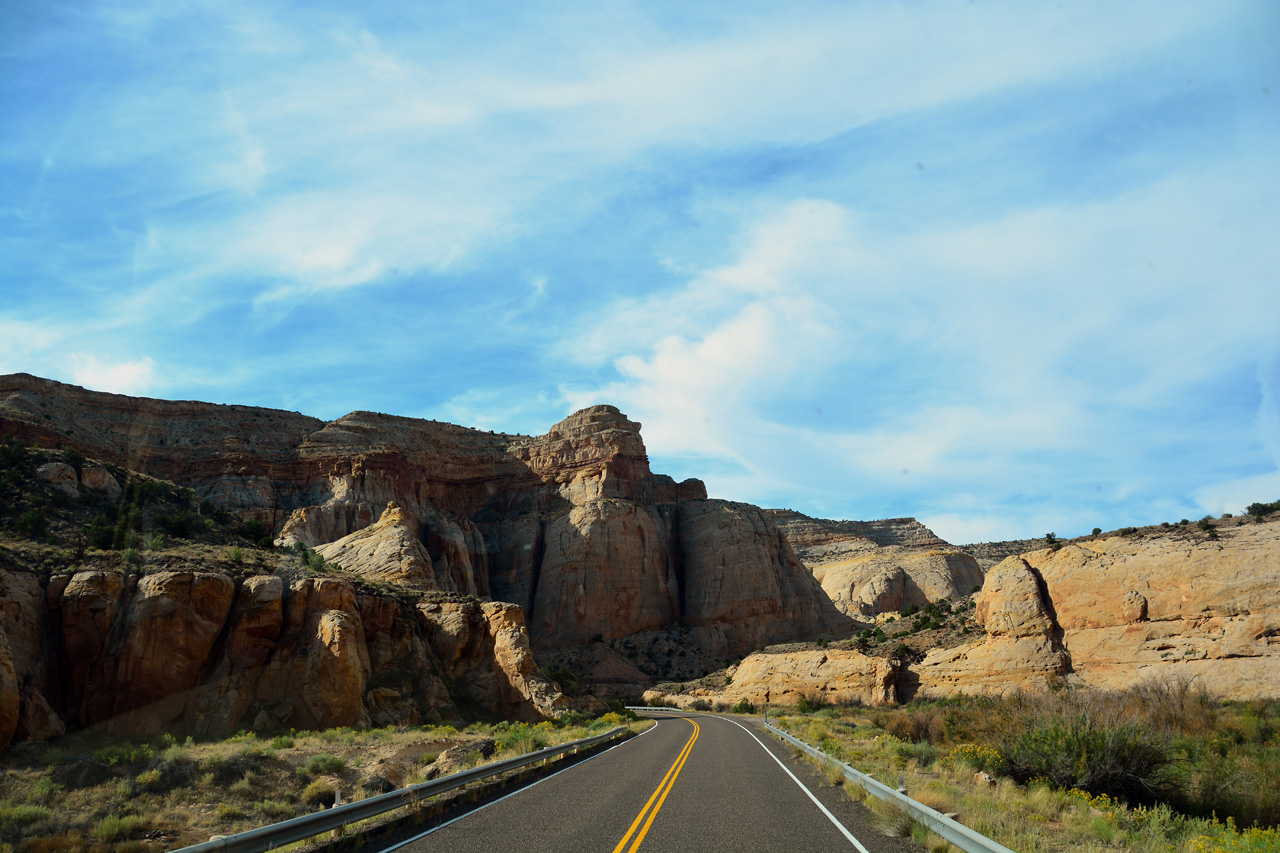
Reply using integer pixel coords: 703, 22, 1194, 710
2, 0, 1276, 541
68, 355, 156, 395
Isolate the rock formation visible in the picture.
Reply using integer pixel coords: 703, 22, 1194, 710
643, 648, 899, 708
769, 510, 983, 618
0, 373, 848, 750
0, 374, 848, 661
687, 518, 1280, 706
0, 564, 565, 743
728, 649, 898, 706
913, 521, 1280, 699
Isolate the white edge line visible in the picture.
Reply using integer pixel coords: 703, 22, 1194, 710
376, 724, 658, 853
715, 715, 872, 853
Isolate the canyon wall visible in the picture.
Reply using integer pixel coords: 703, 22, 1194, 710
0, 565, 565, 754
652, 518, 1280, 709
769, 510, 984, 618
0, 374, 848, 750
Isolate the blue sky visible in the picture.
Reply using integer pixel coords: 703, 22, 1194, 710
3, 1, 1278, 543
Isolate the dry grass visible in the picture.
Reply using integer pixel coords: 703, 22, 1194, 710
0, 714, 651, 851
772, 680, 1280, 853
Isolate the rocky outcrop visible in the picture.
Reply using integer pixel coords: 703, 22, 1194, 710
1, 375, 849, 663
678, 501, 845, 654
912, 521, 1280, 699
99, 571, 236, 731
36, 462, 79, 497
811, 548, 984, 617
314, 503, 437, 590
0, 564, 568, 750
912, 556, 1070, 697
728, 649, 898, 706
644, 647, 899, 708
770, 510, 983, 618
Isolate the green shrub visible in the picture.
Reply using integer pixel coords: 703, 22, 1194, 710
236, 519, 268, 542
134, 768, 163, 790
732, 698, 756, 715
1092, 527, 1103, 536
271, 736, 295, 749
215, 803, 244, 822
1000, 714, 1172, 805
894, 741, 940, 766
229, 546, 243, 564
15, 508, 47, 538
1246, 500, 1280, 518
302, 780, 337, 808
86, 515, 114, 549
29, 778, 62, 803
62, 448, 85, 475
298, 754, 346, 776
0, 805, 50, 827
819, 736, 845, 759
253, 800, 294, 820
495, 723, 550, 754
94, 743, 154, 766
0, 437, 28, 468
92, 815, 147, 842
796, 694, 828, 714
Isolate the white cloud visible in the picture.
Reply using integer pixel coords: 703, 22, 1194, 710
68, 355, 157, 396
563, 151, 1280, 537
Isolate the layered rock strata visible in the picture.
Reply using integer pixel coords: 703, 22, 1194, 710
0, 375, 849, 662
769, 510, 983, 618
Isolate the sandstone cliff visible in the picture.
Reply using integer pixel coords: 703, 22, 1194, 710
913, 519, 1280, 699
0, 375, 848, 664
0, 564, 566, 747
768, 510, 983, 618
666, 517, 1280, 708
0, 375, 849, 751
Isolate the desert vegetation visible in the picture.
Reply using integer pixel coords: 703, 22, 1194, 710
0, 712, 646, 852
0, 438, 285, 579
772, 678, 1279, 852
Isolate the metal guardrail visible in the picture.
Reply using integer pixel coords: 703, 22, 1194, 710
763, 722, 1015, 853
170, 727, 628, 853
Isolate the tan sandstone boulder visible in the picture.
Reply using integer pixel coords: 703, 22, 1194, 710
36, 461, 79, 497
16, 690, 65, 742
80, 466, 122, 501
726, 649, 898, 706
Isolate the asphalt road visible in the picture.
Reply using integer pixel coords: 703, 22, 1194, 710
379, 712, 920, 853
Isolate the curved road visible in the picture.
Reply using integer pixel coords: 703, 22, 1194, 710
380, 712, 920, 853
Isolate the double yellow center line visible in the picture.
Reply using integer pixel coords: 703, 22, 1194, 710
611, 717, 699, 853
